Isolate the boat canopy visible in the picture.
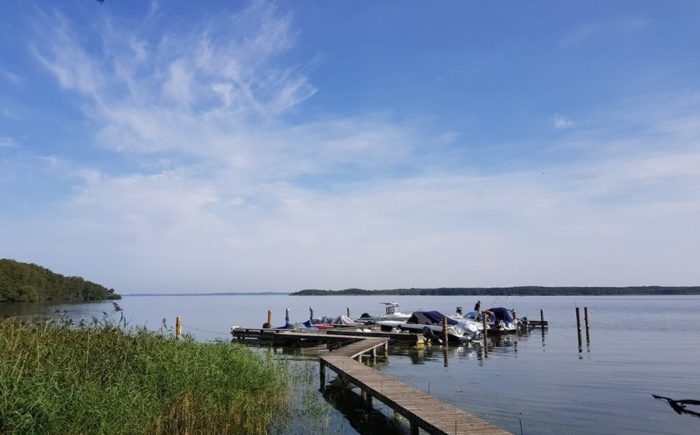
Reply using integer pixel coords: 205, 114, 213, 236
407, 311, 460, 326
485, 307, 513, 323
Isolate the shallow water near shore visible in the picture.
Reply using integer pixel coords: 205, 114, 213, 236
2, 295, 699, 434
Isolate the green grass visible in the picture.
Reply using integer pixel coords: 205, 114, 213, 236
0, 318, 288, 434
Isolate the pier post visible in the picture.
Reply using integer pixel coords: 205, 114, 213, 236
584, 306, 590, 345
175, 316, 182, 339
576, 307, 582, 351
482, 315, 488, 356
267, 310, 272, 329
285, 308, 290, 325
347, 307, 350, 317
442, 316, 448, 346
540, 309, 544, 324
319, 361, 326, 392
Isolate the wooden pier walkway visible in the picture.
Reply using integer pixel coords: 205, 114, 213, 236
320, 338, 510, 435
231, 327, 423, 345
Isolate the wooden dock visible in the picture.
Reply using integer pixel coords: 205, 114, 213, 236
231, 327, 423, 345
320, 338, 510, 435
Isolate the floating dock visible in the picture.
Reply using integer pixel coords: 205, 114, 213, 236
320, 336, 511, 435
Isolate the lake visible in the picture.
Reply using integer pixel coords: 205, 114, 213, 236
2, 295, 699, 434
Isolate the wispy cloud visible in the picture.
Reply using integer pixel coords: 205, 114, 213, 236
561, 16, 650, 47
0, 69, 23, 86
0, 137, 17, 148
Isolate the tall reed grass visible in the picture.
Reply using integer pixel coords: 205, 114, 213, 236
0, 318, 288, 434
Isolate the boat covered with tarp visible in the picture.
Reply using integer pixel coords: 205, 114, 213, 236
391, 311, 480, 342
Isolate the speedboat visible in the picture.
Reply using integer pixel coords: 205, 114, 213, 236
480, 307, 520, 333
303, 314, 361, 329
394, 311, 480, 342
357, 302, 411, 327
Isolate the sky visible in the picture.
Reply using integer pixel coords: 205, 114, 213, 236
1, 0, 699, 292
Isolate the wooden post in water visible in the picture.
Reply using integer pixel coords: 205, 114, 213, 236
482, 314, 488, 356
267, 309, 272, 329
175, 316, 182, 339
285, 308, 290, 325
443, 348, 449, 368
319, 360, 326, 392
346, 307, 350, 317
584, 306, 590, 345
575, 307, 582, 350
540, 309, 544, 324
442, 316, 448, 346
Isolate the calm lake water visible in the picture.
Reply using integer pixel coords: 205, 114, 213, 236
2, 295, 699, 434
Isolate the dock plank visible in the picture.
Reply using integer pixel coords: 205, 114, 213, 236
321, 341, 510, 435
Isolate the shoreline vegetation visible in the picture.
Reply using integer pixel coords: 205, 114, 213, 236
0, 317, 291, 434
291, 286, 700, 296
0, 259, 120, 303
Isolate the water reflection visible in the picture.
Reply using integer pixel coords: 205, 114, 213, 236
323, 379, 408, 434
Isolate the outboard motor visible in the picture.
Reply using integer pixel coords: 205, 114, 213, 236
456, 306, 463, 315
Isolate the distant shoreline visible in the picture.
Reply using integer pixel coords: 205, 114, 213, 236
291, 286, 700, 296
123, 292, 290, 296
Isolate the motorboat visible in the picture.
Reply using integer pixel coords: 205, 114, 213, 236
458, 307, 522, 333
303, 314, 361, 329
394, 311, 480, 342
356, 302, 412, 327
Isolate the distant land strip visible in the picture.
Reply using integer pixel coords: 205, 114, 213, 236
291, 286, 700, 296
124, 292, 289, 296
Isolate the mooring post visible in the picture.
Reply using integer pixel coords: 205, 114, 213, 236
540, 309, 544, 324
575, 307, 582, 351
285, 308, 290, 325
482, 314, 488, 356
267, 309, 272, 329
175, 316, 182, 339
584, 306, 590, 344
319, 360, 326, 392
443, 348, 449, 367
442, 316, 448, 346
347, 307, 350, 317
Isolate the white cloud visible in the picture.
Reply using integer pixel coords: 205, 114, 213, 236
553, 114, 573, 129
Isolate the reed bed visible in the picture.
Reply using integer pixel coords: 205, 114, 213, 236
0, 318, 288, 434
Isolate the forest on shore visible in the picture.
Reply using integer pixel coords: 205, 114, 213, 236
291, 286, 700, 296
0, 259, 120, 303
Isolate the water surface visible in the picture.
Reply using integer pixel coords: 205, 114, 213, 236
2, 295, 698, 434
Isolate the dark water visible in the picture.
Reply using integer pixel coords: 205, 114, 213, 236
2, 295, 699, 434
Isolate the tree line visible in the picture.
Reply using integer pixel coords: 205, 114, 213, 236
291, 286, 700, 296
0, 259, 120, 303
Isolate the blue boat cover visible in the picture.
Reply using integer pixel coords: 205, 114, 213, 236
486, 307, 513, 323
407, 311, 460, 326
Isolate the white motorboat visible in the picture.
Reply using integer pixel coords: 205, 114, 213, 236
357, 302, 411, 326
392, 311, 480, 342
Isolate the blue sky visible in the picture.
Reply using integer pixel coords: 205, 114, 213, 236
1, 0, 699, 292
